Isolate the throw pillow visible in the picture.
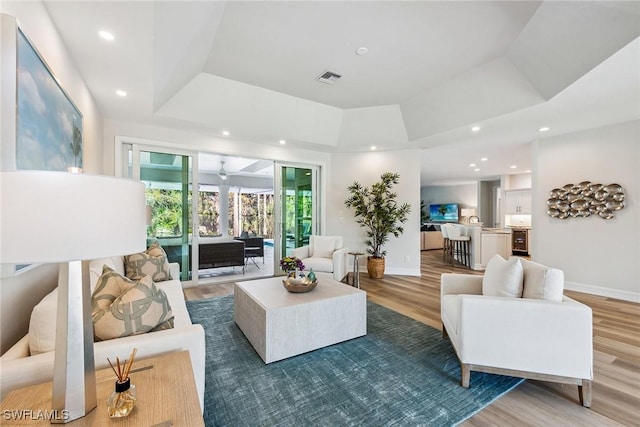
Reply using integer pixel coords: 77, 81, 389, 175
92, 266, 174, 341
312, 236, 338, 258
520, 258, 564, 302
124, 241, 172, 282
482, 254, 524, 298
92, 265, 137, 313
89, 256, 124, 292
28, 288, 58, 355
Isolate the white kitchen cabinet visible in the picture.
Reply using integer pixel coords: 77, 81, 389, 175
481, 232, 512, 268
505, 189, 531, 214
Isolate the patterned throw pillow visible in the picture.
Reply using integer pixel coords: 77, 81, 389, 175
92, 265, 174, 341
124, 241, 172, 282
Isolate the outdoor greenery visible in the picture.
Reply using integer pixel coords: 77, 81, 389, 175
147, 189, 188, 237
147, 188, 274, 238
198, 191, 220, 237
345, 172, 411, 258
420, 200, 429, 224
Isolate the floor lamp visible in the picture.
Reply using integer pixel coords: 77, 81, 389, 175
0, 171, 146, 423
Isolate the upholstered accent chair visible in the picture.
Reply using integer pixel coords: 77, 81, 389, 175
290, 235, 348, 281
440, 256, 593, 407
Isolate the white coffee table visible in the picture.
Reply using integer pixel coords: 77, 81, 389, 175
234, 273, 367, 363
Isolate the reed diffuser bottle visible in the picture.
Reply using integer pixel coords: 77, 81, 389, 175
107, 377, 137, 418
107, 348, 138, 418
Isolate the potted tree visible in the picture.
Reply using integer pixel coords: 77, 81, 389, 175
345, 172, 411, 279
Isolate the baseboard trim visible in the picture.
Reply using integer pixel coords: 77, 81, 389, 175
385, 267, 421, 277
564, 281, 640, 303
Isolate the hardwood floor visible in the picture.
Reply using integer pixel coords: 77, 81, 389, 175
184, 250, 639, 426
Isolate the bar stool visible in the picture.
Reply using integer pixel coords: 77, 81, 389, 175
447, 225, 471, 268
440, 224, 450, 264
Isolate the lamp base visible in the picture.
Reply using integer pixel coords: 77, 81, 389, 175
51, 261, 97, 423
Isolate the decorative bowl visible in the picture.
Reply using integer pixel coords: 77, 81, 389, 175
282, 277, 318, 293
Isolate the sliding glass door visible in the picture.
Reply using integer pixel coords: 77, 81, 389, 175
276, 164, 319, 261
122, 145, 197, 284
118, 141, 320, 283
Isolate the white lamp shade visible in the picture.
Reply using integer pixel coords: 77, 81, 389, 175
1, 171, 146, 263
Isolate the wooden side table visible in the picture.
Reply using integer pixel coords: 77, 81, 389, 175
0, 350, 204, 426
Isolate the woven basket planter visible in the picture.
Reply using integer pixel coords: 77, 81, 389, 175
367, 257, 385, 279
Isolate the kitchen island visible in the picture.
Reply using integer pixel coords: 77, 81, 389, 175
453, 225, 512, 270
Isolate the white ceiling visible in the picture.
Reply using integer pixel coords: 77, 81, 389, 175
40, 0, 640, 186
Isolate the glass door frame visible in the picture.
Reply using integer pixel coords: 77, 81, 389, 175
116, 137, 325, 283
274, 162, 321, 276
115, 137, 200, 287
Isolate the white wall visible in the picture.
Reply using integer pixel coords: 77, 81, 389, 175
0, 2, 104, 353
328, 150, 421, 276
103, 121, 424, 277
504, 173, 532, 190
532, 120, 639, 302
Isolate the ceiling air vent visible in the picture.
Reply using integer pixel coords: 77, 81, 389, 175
316, 70, 342, 85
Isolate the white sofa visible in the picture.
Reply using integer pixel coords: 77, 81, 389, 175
0, 257, 206, 412
290, 235, 348, 281
440, 257, 593, 407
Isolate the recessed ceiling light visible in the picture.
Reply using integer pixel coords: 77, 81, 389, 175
469, 163, 476, 167
370, 146, 377, 150
480, 157, 488, 162
355, 47, 369, 56
115, 90, 127, 97
474, 168, 480, 172
538, 127, 550, 132
471, 126, 481, 132
525, 170, 532, 173
279, 140, 286, 145
222, 130, 230, 136
510, 165, 517, 169
99, 31, 115, 41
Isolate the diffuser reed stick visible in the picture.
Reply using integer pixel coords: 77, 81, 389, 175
107, 348, 137, 382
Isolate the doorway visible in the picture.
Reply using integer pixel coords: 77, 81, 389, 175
276, 164, 320, 263
118, 141, 322, 285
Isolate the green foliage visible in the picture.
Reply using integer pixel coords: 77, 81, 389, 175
147, 189, 186, 237
345, 172, 411, 258
198, 191, 220, 236
148, 188, 275, 238
420, 200, 429, 224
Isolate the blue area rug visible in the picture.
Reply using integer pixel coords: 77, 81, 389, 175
186, 295, 523, 426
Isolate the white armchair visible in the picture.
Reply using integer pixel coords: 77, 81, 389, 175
440, 257, 593, 407
290, 235, 348, 281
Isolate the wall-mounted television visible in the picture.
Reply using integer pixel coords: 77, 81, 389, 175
429, 203, 459, 222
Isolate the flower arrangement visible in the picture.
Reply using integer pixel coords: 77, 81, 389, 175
280, 256, 305, 272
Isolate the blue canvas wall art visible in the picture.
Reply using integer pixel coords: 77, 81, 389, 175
16, 29, 82, 171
